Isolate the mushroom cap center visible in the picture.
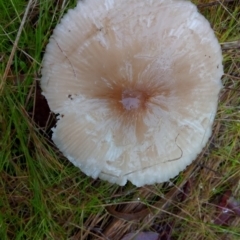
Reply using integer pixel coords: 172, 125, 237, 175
121, 89, 146, 111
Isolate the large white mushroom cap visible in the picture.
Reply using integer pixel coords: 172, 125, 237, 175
41, 0, 223, 187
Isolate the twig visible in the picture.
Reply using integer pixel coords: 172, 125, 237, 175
221, 40, 240, 50
197, 0, 237, 9
0, 0, 34, 94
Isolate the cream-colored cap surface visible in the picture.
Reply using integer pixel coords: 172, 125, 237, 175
41, 0, 223, 187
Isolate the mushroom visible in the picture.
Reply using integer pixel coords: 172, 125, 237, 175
41, 0, 223, 187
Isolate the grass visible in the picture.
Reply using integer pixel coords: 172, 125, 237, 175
0, 0, 240, 239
